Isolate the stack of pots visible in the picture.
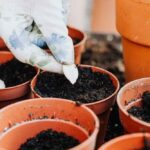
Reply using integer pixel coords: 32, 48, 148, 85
31, 65, 120, 146
116, 0, 150, 82
0, 98, 99, 150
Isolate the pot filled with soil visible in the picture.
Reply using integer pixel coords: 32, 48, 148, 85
99, 133, 150, 150
0, 98, 99, 150
117, 77, 150, 133
116, 0, 150, 82
31, 65, 120, 145
0, 51, 38, 102
0, 120, 88, 150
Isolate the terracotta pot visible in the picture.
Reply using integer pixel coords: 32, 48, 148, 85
116, 0, 150, 82
31, 65, 120, 145
0, 120, 89, 150
99, 133, 150, 150
117, 77, 150, 133
0, 51, 39, 101
0, 38, 7, 50
68, 26, 87, 64
0, 98, 99, 150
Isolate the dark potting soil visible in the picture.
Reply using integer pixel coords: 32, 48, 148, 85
128, 91, 150, 123
0, 58, 36, 87
34, 67, 116, 104
72, 38, 80, 45
19, 129, 80, 150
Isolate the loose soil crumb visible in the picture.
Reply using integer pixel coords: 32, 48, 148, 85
128, 91, 150, 123
19, 129, 80, 150
34, 67, 116, 104
0, 59, 36, 87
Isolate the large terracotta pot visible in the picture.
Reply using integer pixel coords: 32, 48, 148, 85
117, 77, 150, 133
116, 0, 150, 82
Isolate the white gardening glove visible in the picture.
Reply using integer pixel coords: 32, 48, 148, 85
0, 0, 78, 85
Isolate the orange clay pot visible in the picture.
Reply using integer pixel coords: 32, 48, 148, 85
99, 133, 150, 150
116, 0, 150, 82
0, 120, 88, 150
31, 65, 120, 146
0, 98, 99, 150
117, 77, 150, 133
0, 51, 39, 101
68, 26, 87, 64
0, 38, 7, 50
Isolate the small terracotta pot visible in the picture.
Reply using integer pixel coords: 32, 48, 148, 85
116, 0, 150, 82
0, 38, 7, 50
117, 77, 150, 133
31, 65, 120, 145
0, 98, 99, 150
0, 120, 89, 150
68, 26, 87, 64
0, 51, 39, 101
99, 133, 150, 150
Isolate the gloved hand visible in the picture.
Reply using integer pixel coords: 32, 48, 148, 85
0, 0, 78, 84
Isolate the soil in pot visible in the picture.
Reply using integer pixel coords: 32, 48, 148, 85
19, 129, 80, 150
0, 58, 36, 87
34, 67, 115, 104
128, 91, 150, 123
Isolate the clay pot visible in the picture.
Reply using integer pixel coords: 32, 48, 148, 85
68, 26, 86, 64
31, 65, 120, 145
117, 77, 150, 133
0, 120, 89, 150
0, 38, 7, 50
116, 0, 150, 82
0, 98, 99, 150
0, 51, 39, 101
99, 133, 150, 150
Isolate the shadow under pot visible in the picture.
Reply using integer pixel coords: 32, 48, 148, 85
117, 77, 150, 133
0, 51, 39, 103
0, 98, 99, 150
31, 65, 120, 146
99, 133, 150, 150
0, 120, 89, 150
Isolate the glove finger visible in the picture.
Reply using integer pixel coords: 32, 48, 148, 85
32, 0, 74, 65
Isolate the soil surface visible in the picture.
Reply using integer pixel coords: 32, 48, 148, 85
19, 129, 80, 150
35, 67, 115, 104
81, 34, 125, 141
128, 91, 150, 123
0, 58, 36, 87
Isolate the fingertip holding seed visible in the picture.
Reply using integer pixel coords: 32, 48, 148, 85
63, 64, 79, 84
0, 79, 6, 89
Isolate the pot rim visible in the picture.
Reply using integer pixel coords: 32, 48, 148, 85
67, 25, 87, 48
0, 98, 99, 150
31, 64, 120, 106
99, 133, 150, 149
117, 77, 150, 127
0, 51, 39, 92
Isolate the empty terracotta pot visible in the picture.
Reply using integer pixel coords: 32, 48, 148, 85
0, 120, 89, 150
117, 77, 150, 133
0, 98, 99, 150
31, 65, 120, 145
0, 51, 39, 101
99, 133, 150, 150
116, 0, 150, 82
